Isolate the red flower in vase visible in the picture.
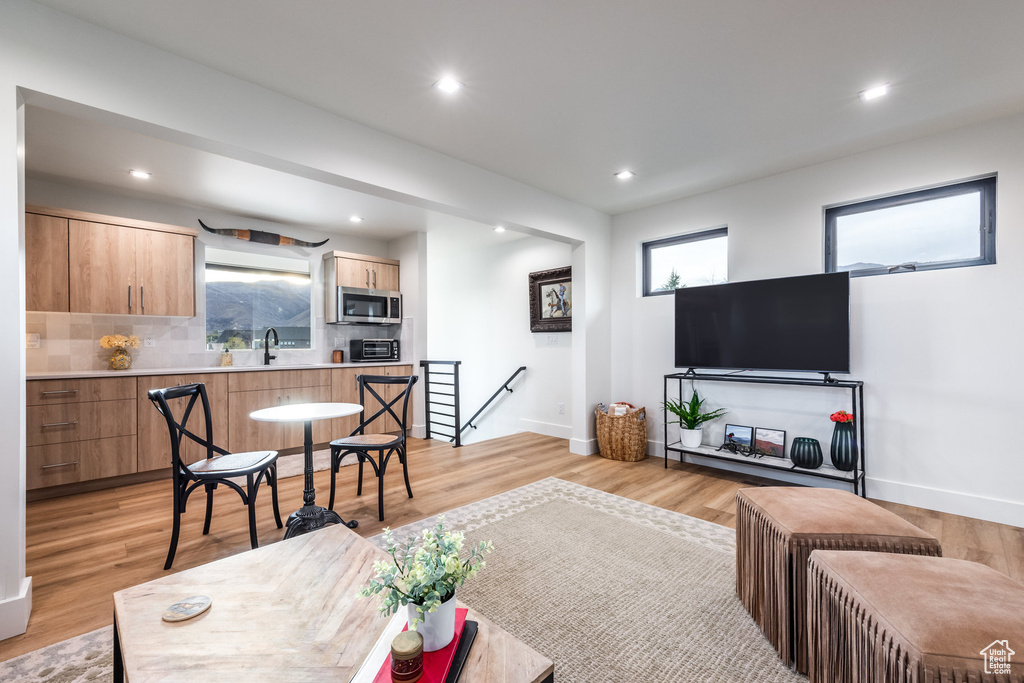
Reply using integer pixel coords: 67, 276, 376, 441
830, 410, 854, 423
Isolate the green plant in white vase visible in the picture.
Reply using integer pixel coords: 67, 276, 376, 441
663, 389, 727, 449
360, 516, 493, 651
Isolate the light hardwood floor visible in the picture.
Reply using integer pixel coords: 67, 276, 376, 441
3, 432, 1023, 661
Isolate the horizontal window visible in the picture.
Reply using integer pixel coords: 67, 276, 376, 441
205, 249, 312, 351
825, 176, 996, 277
642, 227, 728, 297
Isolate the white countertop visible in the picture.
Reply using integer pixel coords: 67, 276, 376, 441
27, 361, 412, 381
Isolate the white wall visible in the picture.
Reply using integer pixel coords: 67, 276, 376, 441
611, 113, 1024, 526
0, 0, 610, 639
426, 226, 573, 444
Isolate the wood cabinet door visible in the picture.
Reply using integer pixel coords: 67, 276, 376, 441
373, 263, 400, 292
330, 368, 362, 441
386, 365, 415, 434
136, 230, 195, 316
69, 220, 136, 314
227, 385, 331, 453
335, 257, 372, 288
137, 373, 227, 472
25, 213, 70, 312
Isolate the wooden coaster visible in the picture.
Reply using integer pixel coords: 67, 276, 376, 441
161, 595, 212, 623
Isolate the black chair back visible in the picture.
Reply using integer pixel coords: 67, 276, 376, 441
354, 375, 419, 436
148, 383, 227, 480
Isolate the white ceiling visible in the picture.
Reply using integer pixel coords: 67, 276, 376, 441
25, 106, 458, 240
27, 0, 1024, 217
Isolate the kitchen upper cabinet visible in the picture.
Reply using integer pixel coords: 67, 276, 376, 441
28, 206, 197, 316
69, 220, 136, 315
135, 229, 195, 316
326, 251, 401, 291
25, 212, 70, 312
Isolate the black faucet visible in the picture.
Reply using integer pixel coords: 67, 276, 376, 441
263, 327, 279, 365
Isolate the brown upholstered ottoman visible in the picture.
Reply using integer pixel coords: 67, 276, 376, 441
735, 487, 941, 673
808, 550, 1024, 682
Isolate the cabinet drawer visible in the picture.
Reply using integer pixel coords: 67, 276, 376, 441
27, 399, 137, 446
27, 436, 137, 489
27, 377, 136, 405
228, 369, 332, 393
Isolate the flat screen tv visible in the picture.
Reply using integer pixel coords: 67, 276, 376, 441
674, 272, 850, 373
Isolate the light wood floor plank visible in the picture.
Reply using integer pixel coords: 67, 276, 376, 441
2, 433, 1021, 662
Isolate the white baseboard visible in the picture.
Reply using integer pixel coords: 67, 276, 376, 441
866, 477, 1024, 528
519, 418, 572, 440
0, 576, 31, 641
410, 423, 426, 439
652, 439, 1024, 527
569, 437, 598, 456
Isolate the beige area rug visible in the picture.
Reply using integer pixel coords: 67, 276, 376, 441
0, 478, 804, 682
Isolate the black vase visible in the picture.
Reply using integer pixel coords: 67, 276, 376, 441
790, 437, 823, 469
830, 421, 857, 471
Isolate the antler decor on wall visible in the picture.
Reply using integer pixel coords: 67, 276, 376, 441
198, 219, 329, 248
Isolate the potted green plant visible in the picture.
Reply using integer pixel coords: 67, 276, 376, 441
663, 389, 727, 449
360, 516, 493, 652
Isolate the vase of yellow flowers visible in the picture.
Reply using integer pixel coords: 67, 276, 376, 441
361, 516, 492, 651
100, 334, 140, 370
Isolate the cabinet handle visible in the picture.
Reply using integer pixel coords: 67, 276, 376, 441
141, 285, 145, 311
41, 389, 79, 396
365, 268, 370, 287
372, 269, 376, 288
42, 461, 79, 469
42, 420, 78, 428
128, 285, 132, 311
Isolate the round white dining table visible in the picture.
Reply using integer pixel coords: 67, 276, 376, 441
250, 402, 362, 538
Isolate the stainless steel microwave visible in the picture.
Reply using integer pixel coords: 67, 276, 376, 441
327, 287, 401, 325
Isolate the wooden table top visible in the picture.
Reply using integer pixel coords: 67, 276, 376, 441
113, 524, 552, 683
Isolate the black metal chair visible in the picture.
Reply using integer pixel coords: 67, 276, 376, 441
328, 375, 418, 521
149, 383, 282, 570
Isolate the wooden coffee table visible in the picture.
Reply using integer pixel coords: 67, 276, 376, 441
113, 523, 553, 682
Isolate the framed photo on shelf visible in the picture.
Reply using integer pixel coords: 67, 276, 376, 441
528, 266, 572, 332
754, 427, 786, 458
724, 424, 753, 448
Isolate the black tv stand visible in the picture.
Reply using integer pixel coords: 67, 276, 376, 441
663, 371, 866, 497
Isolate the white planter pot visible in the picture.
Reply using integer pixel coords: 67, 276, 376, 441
679, 426, 703, 449
410, 590, 457, 652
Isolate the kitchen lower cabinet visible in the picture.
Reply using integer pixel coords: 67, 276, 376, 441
137, 373, 228, 472
25, 366, 410, 494
227, 370, 333, 453
25, 377, 138, 490
332, 364, 415, 437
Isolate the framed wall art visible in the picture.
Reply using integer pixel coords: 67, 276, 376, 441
529, 266, 572, 332
754, 427, 786, 458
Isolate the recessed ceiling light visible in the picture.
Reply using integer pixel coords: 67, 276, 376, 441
493, 226, 506, 233
434, 76, 463, 94
615, 170, 635, 180
349, 215, 363, 223
129, 169, 151, 179
859, 84, 889, 102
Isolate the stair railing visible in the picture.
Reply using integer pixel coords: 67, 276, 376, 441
419, 360, 463, 447
418, 361, 527, 447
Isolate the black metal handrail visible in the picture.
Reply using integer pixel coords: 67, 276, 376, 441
418, 361, 527, 447
419, 360, 463, 447
462, 366, 527, 434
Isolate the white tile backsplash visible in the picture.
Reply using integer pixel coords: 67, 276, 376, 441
26, 312, 405, 373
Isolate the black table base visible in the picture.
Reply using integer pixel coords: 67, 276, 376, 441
283, 420, 358, 539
